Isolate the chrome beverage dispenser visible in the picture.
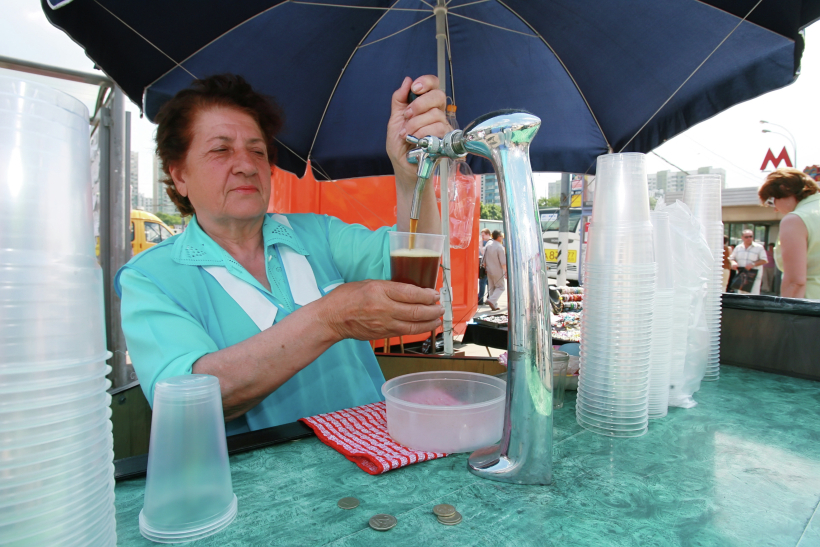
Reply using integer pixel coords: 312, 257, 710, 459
406, 111, 553, 485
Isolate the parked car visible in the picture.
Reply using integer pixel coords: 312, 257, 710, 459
96, 210, 176, 258
540, 207, 582, 281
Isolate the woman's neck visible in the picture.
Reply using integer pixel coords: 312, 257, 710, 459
197, 214, 266, 259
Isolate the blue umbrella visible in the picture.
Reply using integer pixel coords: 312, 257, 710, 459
43, 0, 819, 180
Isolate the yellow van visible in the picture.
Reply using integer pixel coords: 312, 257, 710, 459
96, 210, 177, 258
130, 210, 176, 255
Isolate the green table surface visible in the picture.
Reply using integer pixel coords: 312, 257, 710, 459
115, 365, 820, 547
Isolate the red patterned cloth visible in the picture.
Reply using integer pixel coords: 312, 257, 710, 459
299, 401, 448, 475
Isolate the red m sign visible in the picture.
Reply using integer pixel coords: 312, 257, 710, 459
760, 147, 793, 171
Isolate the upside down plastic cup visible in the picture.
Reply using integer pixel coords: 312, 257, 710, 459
139, 375, 237, 543
388, 232, 445, 289
553, 351, 569, 409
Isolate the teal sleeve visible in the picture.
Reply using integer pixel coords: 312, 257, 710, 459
325, 216, 394, 282
119, 268, 218, 407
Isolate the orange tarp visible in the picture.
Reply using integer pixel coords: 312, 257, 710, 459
269, 165, 479, 350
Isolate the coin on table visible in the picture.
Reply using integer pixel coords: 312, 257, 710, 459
369, 514, 397, 531
337, 497, 360, 510
432, 504, 456, 518
437, 511, 462, 526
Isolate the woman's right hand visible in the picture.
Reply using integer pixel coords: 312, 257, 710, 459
317, 280, 443, 342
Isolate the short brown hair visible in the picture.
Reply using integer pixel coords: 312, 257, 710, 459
480, 228, 491, 235
154, 74, 284, 216
758, 168, 819, 205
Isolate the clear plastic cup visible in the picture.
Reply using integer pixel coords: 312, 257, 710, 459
576, 411, 648, 429
578, 375, 650, 394
0, 390, 111, 432
0, 77, 95, 259
553, 351, 569, 409
388, 232, 445, 289
0, 416, 112, 471
576, 417, 648, 437
575, 394, 648, 413
1, 486, 115, 545
0, 359, 108, 393
592, 153, 651, 225
0, 405, 111, 451
0, 445, 112, 506
576, 402, 648, 421
140, 375, 237, 543
0, 376, 110, 412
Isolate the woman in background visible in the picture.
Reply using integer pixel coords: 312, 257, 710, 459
758, 168, 820, 300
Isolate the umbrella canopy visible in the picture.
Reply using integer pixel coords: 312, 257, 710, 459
43, 0, 819, 178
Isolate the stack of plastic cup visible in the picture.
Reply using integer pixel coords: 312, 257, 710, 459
577, 153, 656, 438
683, 175, 723, 381
140, 375, 238, 543
648, 212, 674, 419
0, 76, 116, 545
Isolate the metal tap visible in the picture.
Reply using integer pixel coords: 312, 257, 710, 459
406, 111, 553, 485
405, 132, 467, 221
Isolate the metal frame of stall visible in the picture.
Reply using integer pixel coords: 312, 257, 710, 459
0, 55, 132, 392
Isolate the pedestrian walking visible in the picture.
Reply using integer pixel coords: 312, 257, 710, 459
484, 231, 507, 311
477, 228, 491, 305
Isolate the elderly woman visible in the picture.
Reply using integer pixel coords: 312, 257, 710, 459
758, 168, 820, 300
116, 74, 447, 435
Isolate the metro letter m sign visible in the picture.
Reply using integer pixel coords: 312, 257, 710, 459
761, 147, 793, 170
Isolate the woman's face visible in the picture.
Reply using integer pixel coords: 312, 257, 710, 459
772, 195, 799, 215
170, 106, 272, 224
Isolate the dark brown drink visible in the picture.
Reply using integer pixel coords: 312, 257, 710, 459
390, 249, 440, 289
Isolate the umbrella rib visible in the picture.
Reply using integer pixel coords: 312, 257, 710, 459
291, 1, 429, 12
307, 0, 429, 160
618, 0, 764, 153
358, 14, 435, 48
494, 0, 612, 151
92, 0, 198, 80
447, 12, 538, 38
447, 0, 491, 9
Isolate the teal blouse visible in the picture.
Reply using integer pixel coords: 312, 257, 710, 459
116, 213, 393, 435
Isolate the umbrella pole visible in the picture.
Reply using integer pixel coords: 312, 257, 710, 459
435, 0, 453, 355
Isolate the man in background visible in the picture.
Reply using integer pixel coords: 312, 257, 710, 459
477, 228, 491, 305
484, 231, 507, 311
729, 230, 768, 295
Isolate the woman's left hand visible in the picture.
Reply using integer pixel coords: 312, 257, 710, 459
386, 75, 449, 189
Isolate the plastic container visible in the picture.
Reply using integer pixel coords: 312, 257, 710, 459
140, 375, 237, 543
382, 371, 506, 453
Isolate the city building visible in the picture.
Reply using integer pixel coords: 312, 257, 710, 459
648, 166, 727, 197
696, 166, 727, 189
481, 174, 501, 207
152, 155, 178, 215
548, 180, 560, 200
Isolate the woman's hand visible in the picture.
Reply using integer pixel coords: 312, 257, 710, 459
386, 76, 449, 189
318, 280, 444, 341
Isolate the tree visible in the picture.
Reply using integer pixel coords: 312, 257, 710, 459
480, 203, 503, 220
538, 196, 560, 208
155, 211, 183, 226
649, 196, 658, 210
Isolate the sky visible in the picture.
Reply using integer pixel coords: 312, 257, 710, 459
1, 0, 818, 199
